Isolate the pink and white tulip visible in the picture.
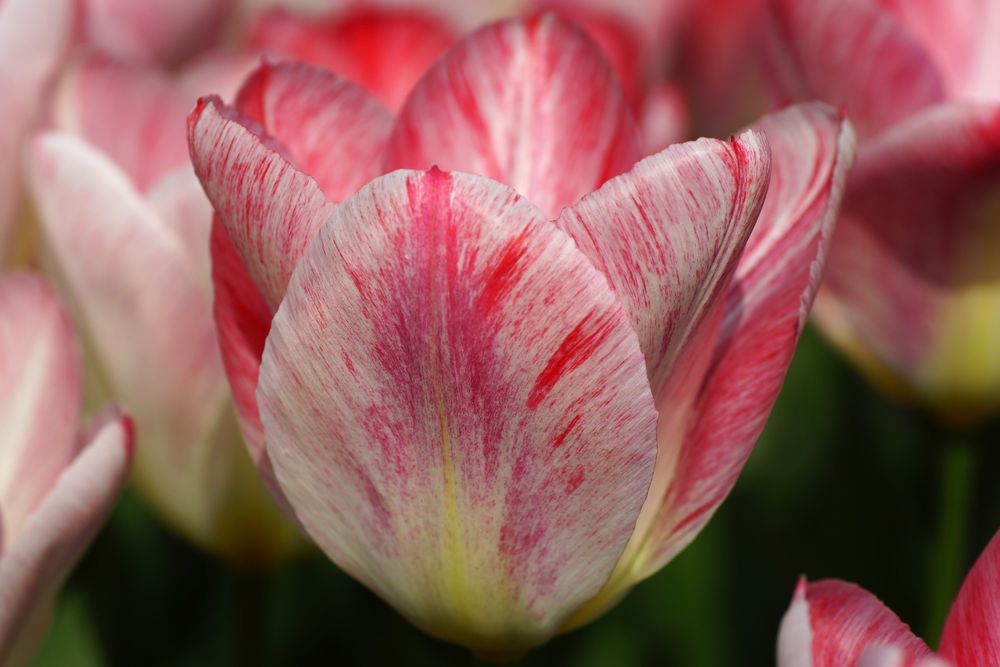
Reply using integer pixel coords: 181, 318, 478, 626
777, 529, 1000, 666
189, 14, 855, 653
769, 0, 1000, 425
24, 54, 303, 566
0, 273, 132, 664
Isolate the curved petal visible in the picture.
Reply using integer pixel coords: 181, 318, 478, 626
188, 97, 336, 312
385, 14, 642, 219
83, 0, 228, 65
768, 0, 945, 137
639, 104, 853, 574
233, 60, 394, 202
776, 579, 933, 666
258, 169, 657, 652
0, 0, 75, 255
938, 530, 1000, 665
812, 101, 1000, 424
248, 7, 454, 111
27, 133, 232, 542
0, 412, 132, 663
0, 274, 81, 550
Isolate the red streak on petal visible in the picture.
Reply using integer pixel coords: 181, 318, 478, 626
528, 307, 616, 410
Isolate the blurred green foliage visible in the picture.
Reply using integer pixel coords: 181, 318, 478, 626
32, 327, 1000, 666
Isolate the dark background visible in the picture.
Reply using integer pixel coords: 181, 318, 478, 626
32, 326, 1000, 666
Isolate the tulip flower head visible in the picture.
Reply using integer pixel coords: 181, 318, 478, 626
0, 273, 132, 664
778, 529, 1000, 666
189, 14, 854, 654
769, 0, 1000, 425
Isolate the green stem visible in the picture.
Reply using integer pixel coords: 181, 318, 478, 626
925, 436, 975, 647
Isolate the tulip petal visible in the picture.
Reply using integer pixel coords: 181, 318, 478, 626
776, 579, 933, 666
249, 8, 454, 111
258, 169, 657, 652
768, 0, 944, 137
233, 60, 394, 202
84, 0, 228, 64
188, 97, 336, 312
0, 412, 132, 663
556, 129, 770, 405
385, 14, 642, 218
0, 0, 75, 254
938, 530, 1000, 665
640, 104, 853, 573
812, 101, 1000, 423
27, 134, 230, 538
0, 275, 81, 550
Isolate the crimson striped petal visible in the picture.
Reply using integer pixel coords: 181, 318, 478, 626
258, 168, 657, 652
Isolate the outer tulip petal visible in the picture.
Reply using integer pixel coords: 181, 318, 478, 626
556, 129, 770, 405
0, 275, 81, 549
639, 104, 854, 573
249, 8, 454, 111
258, 169, 657, 652
812, 101, 1000, 423
938, 530, 1000, 665
27, 134, 232, 543
233, 60, 394, 201
188, 97, 336, 312
385, 14, 642, 219
0, 412, 133, 663
776, 579, 933, 667
0, 0, 75, 254
83, 0, 228, 64
768, 0, 945, 137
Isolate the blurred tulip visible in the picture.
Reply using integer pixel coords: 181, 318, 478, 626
0, 273, 132, 664
769, 0, 1000, 425
189, 15, 854, 653
0, 0, 75, 261
24, 54, 303, 567
777, 529, 1000, 666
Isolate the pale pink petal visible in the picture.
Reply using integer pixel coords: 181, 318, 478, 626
638, 83, 689, 155
188, 96, 336, 312
27, 133, 230, 533
812, 101, 1000, 421
0, 0, 75, 254
777, 579, 815, 667
233, 60, 393, 201
249, 7, 454, 111
643, 104, 854, 572
54, 54, 255, 191
0, 412, 132, 663
258, 169, 657, 652
83, 0, 228, 64
938, 530, 1000, 665
385, 14, 642, 219
768, 0, 945, 137
0, 274, 81, 549
779, 579, 933, 666
858, 646, 952, 667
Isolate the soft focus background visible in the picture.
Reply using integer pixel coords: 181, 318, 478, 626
31, 326, 1000, 666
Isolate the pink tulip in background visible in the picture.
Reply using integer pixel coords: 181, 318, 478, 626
769, 0, 1000, 424
189, 14, 854, 653
777, 529, 1000, 667
0, 274, 132, 663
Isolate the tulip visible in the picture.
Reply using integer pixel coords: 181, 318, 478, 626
189, 14, 855, 653
0, 273, 132, 664
777, 529, 1000, 666
24, 53, 306, 567
769, 0, 1000, 425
